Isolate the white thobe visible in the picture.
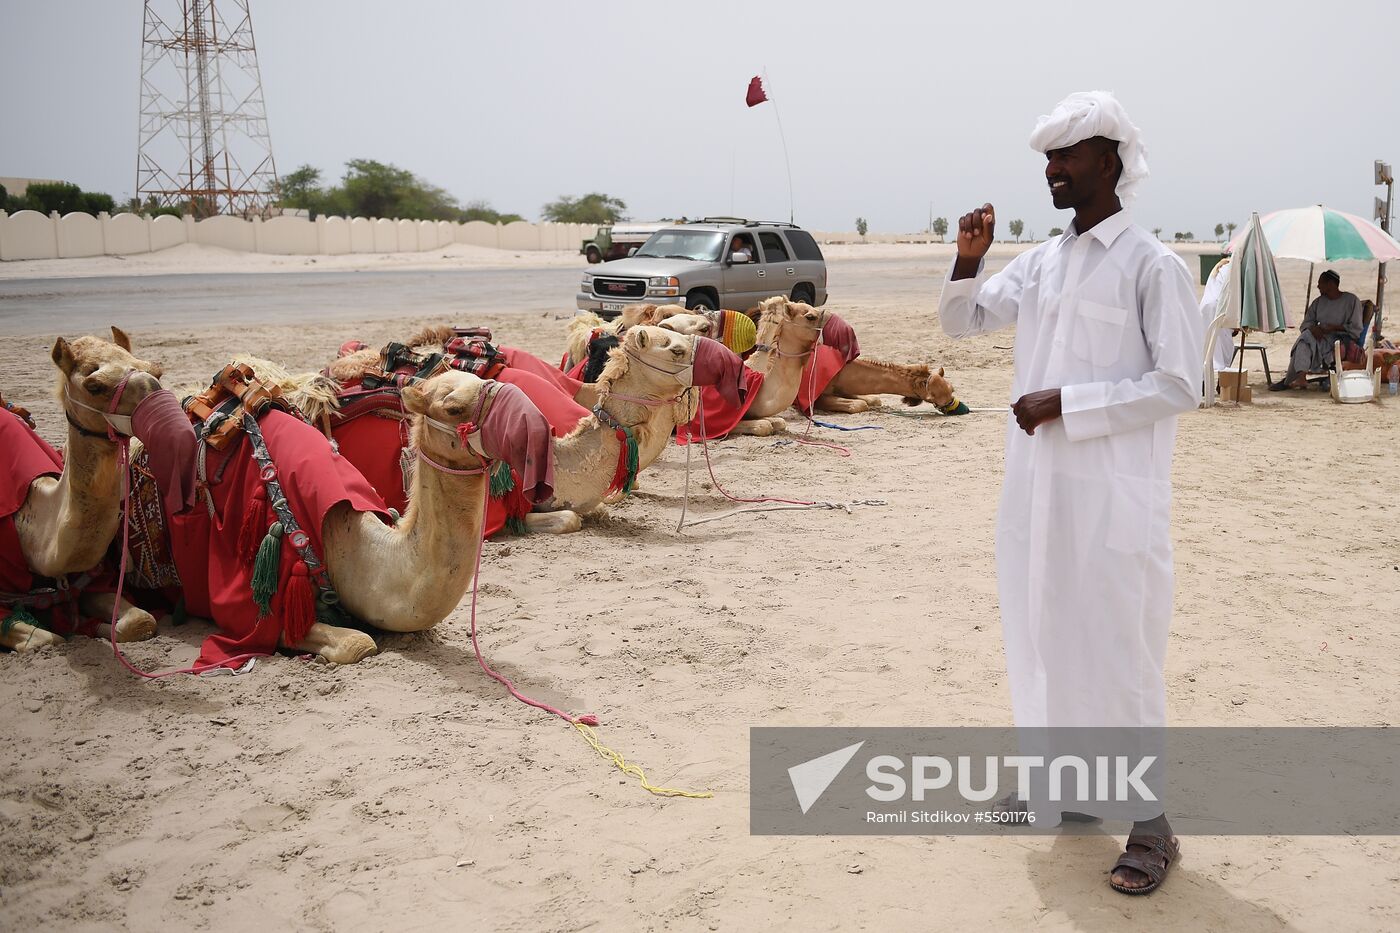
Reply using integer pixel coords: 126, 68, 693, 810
939, 211, 1203, 737
1200, 260, 1237, 373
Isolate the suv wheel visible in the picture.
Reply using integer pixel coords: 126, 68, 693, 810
686, 290, 717, 312
791, 284, 815, 305
585, 246, 602, 264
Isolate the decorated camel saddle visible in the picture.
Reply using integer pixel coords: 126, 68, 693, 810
127, 361, 555, 666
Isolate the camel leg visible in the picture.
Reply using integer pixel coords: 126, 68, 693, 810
283, 622, 378, 665
814, 395, 870, 414
766, 416, 789, 432
730, 418, 776, 437
81, 592, 158, 643
858, 395, 884, 409
524, 511, 583, 534
0, 620, 64, 652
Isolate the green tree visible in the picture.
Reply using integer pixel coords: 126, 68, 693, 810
542, 192, 627, 224
1009, 218, 1025, 242
931, 216, 948, 241
23, 182, 84, 215
1214, 222, 1225, 239
1151, 227, 1163, 239
855, 217, 868, 237
1048, 226, 1064, 237
277, 164, 326, 215
0, 182, 6, 209
337, 159, 459, 221
459, 199, 524, 224
1226, 221, 1237, 238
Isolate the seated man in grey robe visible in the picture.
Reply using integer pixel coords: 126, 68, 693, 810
1270, 269, 1364, 390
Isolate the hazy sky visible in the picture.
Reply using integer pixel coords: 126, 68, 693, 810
3, 0, 1398, 236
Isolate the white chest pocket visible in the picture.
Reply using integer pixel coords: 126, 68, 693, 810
1072, 299, 1129, 366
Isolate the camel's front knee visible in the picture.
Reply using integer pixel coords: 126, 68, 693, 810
82, 593, 158, 643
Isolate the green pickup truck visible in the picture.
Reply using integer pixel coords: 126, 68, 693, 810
580, 223, 671, 264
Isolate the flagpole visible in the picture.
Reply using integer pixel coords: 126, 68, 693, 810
763, 68, 794, 224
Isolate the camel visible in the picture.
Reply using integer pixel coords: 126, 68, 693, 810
529, 325, 701, 532
2, 328, 163, 653
659, 307, 962, 414
131, 367, 550, 665
310, 370, 520, 661
726, 296, 826, 436
562, 304, 687, 370
307, 325, 706, 536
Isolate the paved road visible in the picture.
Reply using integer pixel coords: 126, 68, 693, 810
0, 257, 939, 337
0, 268, 586, 336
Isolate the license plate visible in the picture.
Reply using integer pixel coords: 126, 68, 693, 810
602, 302, 626, 312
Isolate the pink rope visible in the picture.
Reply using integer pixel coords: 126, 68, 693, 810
463, 480, 598, 726
695, 403, 817, 507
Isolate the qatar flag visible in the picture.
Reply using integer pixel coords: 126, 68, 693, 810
745, 75, 768, 108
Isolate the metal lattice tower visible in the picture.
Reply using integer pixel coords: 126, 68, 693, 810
137, 0, 278, 217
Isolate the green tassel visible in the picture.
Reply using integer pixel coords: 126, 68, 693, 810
622, 428, 640, 494
2, 605, 40, 636
251, 521, 284, 617
489, 460, 515, 497
506, 515, 529, 535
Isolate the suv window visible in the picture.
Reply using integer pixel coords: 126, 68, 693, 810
758, 231, 790, 263
784, 229, 824, 262
635, 229, 725, 261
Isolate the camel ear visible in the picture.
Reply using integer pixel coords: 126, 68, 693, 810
110, 326, 132, 352
632, 327, 649, 349
51, 337, 76, 374
938, 367, 945, 377
401, 383, 431, 415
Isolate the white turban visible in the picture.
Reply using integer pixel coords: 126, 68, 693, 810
1028, 91, 1149, 205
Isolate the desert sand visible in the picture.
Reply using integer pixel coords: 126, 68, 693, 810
1, 242, 1398, 932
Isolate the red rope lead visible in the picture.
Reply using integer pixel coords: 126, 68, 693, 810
464, 481, 598, 726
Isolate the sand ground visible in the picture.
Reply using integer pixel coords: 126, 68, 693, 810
1, 242, 1398, 932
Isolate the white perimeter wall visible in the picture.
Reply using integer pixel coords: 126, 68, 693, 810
0, 209, 602, 261
0, 211, 934, 262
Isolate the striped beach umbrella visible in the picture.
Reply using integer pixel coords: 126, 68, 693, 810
1222, 212, 1289, 332
1226, 205, 1400, 262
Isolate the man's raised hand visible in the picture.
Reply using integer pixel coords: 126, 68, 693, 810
951, 203, 995, 280
958, 204, 996, 259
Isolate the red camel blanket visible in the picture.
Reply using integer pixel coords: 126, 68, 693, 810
329, 370, 578, 537
166, 410, 389, 668
676, 368, 766, 443
1, 408, 109, 635
794, 345, 850, 415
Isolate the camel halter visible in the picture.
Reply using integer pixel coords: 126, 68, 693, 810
64, 370, 136, 441
753, 310, 826, 359
419, 382, 496, 474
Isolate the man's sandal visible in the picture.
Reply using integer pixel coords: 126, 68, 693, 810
1109, 833, 1180, 895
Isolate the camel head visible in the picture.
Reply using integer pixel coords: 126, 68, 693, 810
400, 370, 497, 471
597, 326, 696, 400
924, 366, 957, 409
754, 297, 822, 357
657, 311, 713, 338
51, 327, 164, 439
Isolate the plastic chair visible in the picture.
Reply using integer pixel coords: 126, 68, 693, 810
1331, 336, 1380, 403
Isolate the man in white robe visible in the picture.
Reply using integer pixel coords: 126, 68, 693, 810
938, 91, 1202, 895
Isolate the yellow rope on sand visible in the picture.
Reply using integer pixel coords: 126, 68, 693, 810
571, 722, 714, 799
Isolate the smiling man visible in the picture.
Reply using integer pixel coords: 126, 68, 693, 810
937, 91, 1202, 895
